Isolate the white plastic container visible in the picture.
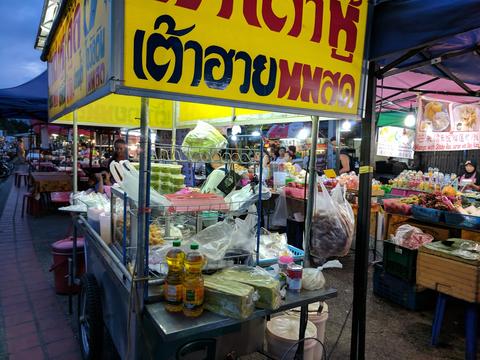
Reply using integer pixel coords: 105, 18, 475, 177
266, 315, 317, 360
286, 302, 329, 359
87, 207, 102, 234
99, 212, 111, 244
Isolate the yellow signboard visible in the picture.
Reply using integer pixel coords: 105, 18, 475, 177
47, 0, 111, 119
56, 95, 173, 129
123, 0, 368, 116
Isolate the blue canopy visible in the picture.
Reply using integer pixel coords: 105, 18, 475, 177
372, 0, 480, 89
0, 71, 48, 121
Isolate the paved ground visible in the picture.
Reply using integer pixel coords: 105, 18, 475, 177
0, 170, 476, 359
0, 171, 81, 360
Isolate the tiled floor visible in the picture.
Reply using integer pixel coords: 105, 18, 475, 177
0, 179, 81, 360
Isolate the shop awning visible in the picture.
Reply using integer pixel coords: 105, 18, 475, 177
373, 0, 480, 110
0, 71, 48, 121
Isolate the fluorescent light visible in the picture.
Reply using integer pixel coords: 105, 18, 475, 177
404, 114, 416, 127
296, 128, 310, 140
251, 130, 261, 137
341, 120, 351, 132
353, 138, 362, 141
232, 125, 242, 135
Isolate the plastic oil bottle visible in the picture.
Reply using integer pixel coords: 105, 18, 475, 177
164, 240, 185, 312
183, 243, 204, 317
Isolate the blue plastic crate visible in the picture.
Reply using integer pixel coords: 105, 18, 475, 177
373, 263, 436, 311
411, 205, 445, 223
258, 245, 304, 266
444, 212, 480, 230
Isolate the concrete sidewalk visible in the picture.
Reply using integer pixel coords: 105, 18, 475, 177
0, 178, 81, 359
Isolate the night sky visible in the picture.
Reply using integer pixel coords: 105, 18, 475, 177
0, 1, 46, 88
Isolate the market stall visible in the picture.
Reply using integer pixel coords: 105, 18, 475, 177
40, 0, 369, 359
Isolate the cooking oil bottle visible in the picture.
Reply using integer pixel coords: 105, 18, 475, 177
183, 243, 204, 317
164, 240, 185, 312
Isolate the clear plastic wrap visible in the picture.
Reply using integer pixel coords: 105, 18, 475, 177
390, 224, 434, 249
310, 183, 354, 261
188, 220, 234, 262
225, 183, 271, 213
212, 266, 281, 310
204, 276, 256, 319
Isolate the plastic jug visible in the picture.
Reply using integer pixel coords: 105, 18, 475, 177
99, 212, 111, 244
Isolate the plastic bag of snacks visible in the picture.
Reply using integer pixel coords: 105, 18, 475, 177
310, 183, 354, 262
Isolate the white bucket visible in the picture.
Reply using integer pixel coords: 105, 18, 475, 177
99, 212, 111, 245
266, 315, 317, 360
286, 302, 329, 359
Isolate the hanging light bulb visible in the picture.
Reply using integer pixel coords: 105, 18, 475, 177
296, 128, 310, 140
232, 125, 242, 135
404, 114, 416, 127
341, 120, 351, 132
251, 130, 261, 137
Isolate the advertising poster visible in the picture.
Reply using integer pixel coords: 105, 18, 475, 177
377, 126, 415, 159
415, 96, 480, 151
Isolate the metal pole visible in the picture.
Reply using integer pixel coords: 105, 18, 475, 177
134, 97, 149, 359
335, 121, 341, 172
171, 101, 178, 159
350, 61, 376, 360
73, 111, 78, 201
303, 115, 319, 268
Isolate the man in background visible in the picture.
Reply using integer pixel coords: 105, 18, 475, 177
330, 136, 355, 174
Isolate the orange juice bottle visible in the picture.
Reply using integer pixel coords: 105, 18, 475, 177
183, 243, 204, 317
164, 240, 185, 312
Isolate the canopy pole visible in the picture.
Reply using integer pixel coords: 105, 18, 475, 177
134, 97, 149, 359
72, 111, 78, 201
303, 115, 319, 268
350, 61, 376, 360
171, 101, 178, 159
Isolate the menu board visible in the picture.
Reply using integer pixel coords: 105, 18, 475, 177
377, 126, 415, 159
415, 96, 480, 151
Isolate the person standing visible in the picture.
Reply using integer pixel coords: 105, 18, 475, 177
330, 136, 355, 174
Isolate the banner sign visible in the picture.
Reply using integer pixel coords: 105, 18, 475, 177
415, 97, 480, 151
47, 0, 111, 119
123, 0, 368, 116
377, 126, 415, 159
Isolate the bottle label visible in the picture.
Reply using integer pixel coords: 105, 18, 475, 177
183, 287, 204, 309
165, 284, 183, 304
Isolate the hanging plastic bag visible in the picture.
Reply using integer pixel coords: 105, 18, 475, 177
310, 183, 354, 261
229, 206, 257, 252
271, 188, 288, 228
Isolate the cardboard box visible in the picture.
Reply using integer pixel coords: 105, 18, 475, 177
460, 229, 480, 243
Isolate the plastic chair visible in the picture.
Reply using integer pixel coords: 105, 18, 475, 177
431, 293, 478, 360
176, 339, 216, 360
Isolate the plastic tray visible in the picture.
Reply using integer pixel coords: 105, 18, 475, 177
258, 245, 304, 266
383, 241, 417, 282
411, 205, 445, 223
165, 193, 229, 212
373, 263, 436, 311
444, 212, 480, 230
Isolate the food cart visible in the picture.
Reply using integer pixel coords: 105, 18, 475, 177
41, 1, 369, 359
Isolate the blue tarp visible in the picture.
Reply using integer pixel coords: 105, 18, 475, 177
0, 71, 48, 121
371, 0, 480, 86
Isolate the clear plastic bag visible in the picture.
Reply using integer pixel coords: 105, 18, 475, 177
225, 183, 271, 213
229, 206, 257, 252
189, 220, 235, 261
391, 224, 433, 249
302, 267, 326, 290
310, 183, 354, 261
181, 121, 227, 161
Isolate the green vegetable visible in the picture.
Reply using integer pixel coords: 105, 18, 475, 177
212, 266, 281, 310
204, 276, 255, 319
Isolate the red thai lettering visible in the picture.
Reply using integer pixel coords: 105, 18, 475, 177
262, 0, 287, 32
301, 65, 323, 103
307, 0, 324, 42
329, 0, 360, 63
278, 60, 302, 100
